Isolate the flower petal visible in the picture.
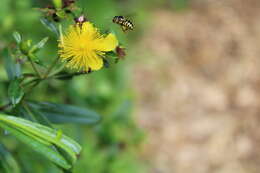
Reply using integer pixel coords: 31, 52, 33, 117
58, 22, 118, 72
81, 22, 100, 39
87, 53, 103, 71
94, 33, 118, 52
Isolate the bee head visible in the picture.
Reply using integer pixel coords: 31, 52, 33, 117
112, 16, 117, 23
113, 16, 124, 22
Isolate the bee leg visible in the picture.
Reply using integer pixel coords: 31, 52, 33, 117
122, 26, 128, 32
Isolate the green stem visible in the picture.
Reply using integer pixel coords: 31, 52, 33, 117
0, 103, 11, 111
21, 73, 36, 83
26, 80, 41, 92
53, 71, 91, 80
13, 79, 41, 112
0, 78, 40, 111
22, 101, 37, 122
1, 57, 60, 111
23, 73, 36, 78
0, 71, 88, 111
28, 58, 42, 78
43, 56, 60, 79
22, 78, 41, 88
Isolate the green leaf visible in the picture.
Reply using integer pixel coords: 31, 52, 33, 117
27, 53, 40, 63
23, 104, 52, 127
8, 78, 24, 106
0, 114, 82, 168
103, 58, 110, 68
0, 122, 71, 169
2, 48, 21, 80
29, 37, 49, 53
13, 32, 21, 44
20, 40, 32, 55
0, 144, 20, 173
14, 103, 51, 128
29, 102, 101, 124
3, 115, 81, 153
14, 104, 37, 122
106, 51, 117, 57
40, 18, 59, 36
27, 53, 46, 67
54, 71, 74, 80
53, 0, 62, 9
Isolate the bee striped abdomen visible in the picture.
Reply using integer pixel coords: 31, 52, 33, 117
124, 20, 134, 30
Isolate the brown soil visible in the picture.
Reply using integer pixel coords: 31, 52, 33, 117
133, 0, 260, 172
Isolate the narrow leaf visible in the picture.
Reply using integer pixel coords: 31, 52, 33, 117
24, 104, 52, 127
13, 32, 21, 44
40, 18, 59, 36
30, 37, 49, 53
8, 78, 24, 106
0, 114, 81, 164
2, 48, 21, 80
0, 144, 20, 173
29, 102, 101, 124
27, 53, 46, 67
53, 0, 62, 9
0, 122, 71, 169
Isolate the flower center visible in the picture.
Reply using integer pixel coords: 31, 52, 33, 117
77, 38, 93, 53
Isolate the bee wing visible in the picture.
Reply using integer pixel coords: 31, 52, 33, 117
124, 13, 137, 19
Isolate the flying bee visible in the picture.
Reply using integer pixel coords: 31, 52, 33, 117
112, 16, 134, 32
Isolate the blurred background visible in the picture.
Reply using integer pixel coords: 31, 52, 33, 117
2, 0, 260, 172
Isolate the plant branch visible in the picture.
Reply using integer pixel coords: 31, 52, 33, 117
53, 71, 92, 80
0, 78, 41, 111
22, 101, 37, 122
22, 78, 41, 88
43, 56, 60, 79
28, 58, 42, 78
0, 103, 11, 111
25, 80, 41, 93
23, 73, 36, 77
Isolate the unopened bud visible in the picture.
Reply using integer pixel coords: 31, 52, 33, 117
116, 46, 126, 59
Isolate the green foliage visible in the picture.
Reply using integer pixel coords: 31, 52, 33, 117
0, 0, 147, 172
0, 114, 80, 169
0, 144, 20, 173
2, 48, 21, 80
40, 18, 59, 36
8, 78, 24, 106
29, 102, 100, 124
13, 32, 22, 44
29, 37, 49, 54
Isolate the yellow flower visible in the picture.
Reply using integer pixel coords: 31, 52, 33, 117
58, 22, 118, 71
